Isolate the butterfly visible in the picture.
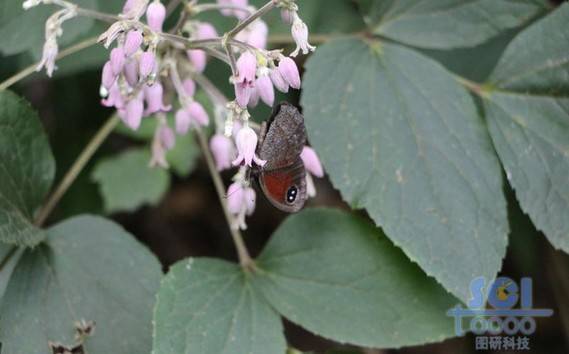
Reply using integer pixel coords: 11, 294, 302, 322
255, 102, 307, 213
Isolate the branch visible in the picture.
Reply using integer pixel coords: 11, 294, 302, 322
34, 115, 120, 226
0, 36, 99, 91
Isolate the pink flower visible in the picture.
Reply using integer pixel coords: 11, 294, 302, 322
270, 68, 289, 93
300, 146, 324, 177
232, 125, 266, 167
281, 9, 293, 24
255, 72, 274, 106
150, 124, 175, 168
236, 51, 256, 84
218, 0, 249, 19
235, 20, 268, 49
234, 82, 252, 108
101, 83, 125, 109
210, 134, 235, 171
175, 109, 191, 135
122, 0, 149, 19
144, 82, 171, 115
227, 182, 256, 230
159, 124, 176, 150
124, 94, 144, 130
248, 85, 260, 108
123, 60, 139, 86
146, 1, 166, 32
278, 57, 301, 89
196, 22, 218, 39
187, 49, 207, 72
124, 30, 143, 56
139, 51, 156, 78
37, 37, 58, 77
183, 78, 196, 97
187, 101, 209, 127
101, 61, 117, 91
110, 47, 126, 75
291, 14, 316, 57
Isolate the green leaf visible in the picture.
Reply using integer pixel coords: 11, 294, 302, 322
253, 209, 457, 348
0, 0, 96, 59
91, 148, 170, 213
167, 133, 200, 178
0, 91, 55, 246
153, 258, 287, 354
300, 38, 508, 303
363, 0, 548, 49
480, 5, 569, 252
0, 215, 161, 354
0, 246, 24, 301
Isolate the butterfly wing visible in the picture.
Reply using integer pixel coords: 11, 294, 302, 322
258, 102, 307, 170
259, 157, 307, 213
257, 102, 308, 212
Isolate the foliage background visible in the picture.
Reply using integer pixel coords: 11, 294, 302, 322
1, 0, 569, 353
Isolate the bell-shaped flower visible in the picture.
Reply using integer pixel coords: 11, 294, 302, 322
175, 109, 191, 135
146, 1, 166, 32
187, 101, 209, 127
139, 51, 156, 79
124, 30, 143, 56
227, 181, 256, 230
183, 78, 196, 97
278, 57, 301, 89
300, 146, 324, 177
210, 134, 235, 171
110, 47, 126, 75
123, 93, 144, 130
187, 49, 207, 72
101, 61, 117, 92
290, 13, 316, 57
37, 37, 58, 77
270, 68, 289, 93
232, 125, 266, 167
248, 85, 260, 108
144, 82, 171, 115
150, 124, 175, 168
123, 60, 139, 87
101, 83, 125, 109
122, 0, 149, 19
255, 69, 274, 107
218, 0, 249, 19
196, 22, 218, 39
234, 82, 252, 108
236, 51, 256, 85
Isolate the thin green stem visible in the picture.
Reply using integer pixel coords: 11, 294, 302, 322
194, 129, 254, 269
0, 36, 99, 91
34, 115, 120, 226
227, 0, 276, 38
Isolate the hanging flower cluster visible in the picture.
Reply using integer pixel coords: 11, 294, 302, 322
28, 0, 323, 231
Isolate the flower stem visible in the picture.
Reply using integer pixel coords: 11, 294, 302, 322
34, 115, 120, 227
227, 0, 277, 38
0, 36, 98, 91
194, 129, 254, 269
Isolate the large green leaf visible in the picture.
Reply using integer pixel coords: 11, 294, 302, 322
0, 246, 24, 301
253, 209, 457, 348
0, 215, 161, 354
0, 91, 55, 246
361, 0, 548, 49
0, 0, 96, 59
300, 38, 508, 303
91, 148, 170, 213
482, 4, 569, 253
153, 258, 286, 354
